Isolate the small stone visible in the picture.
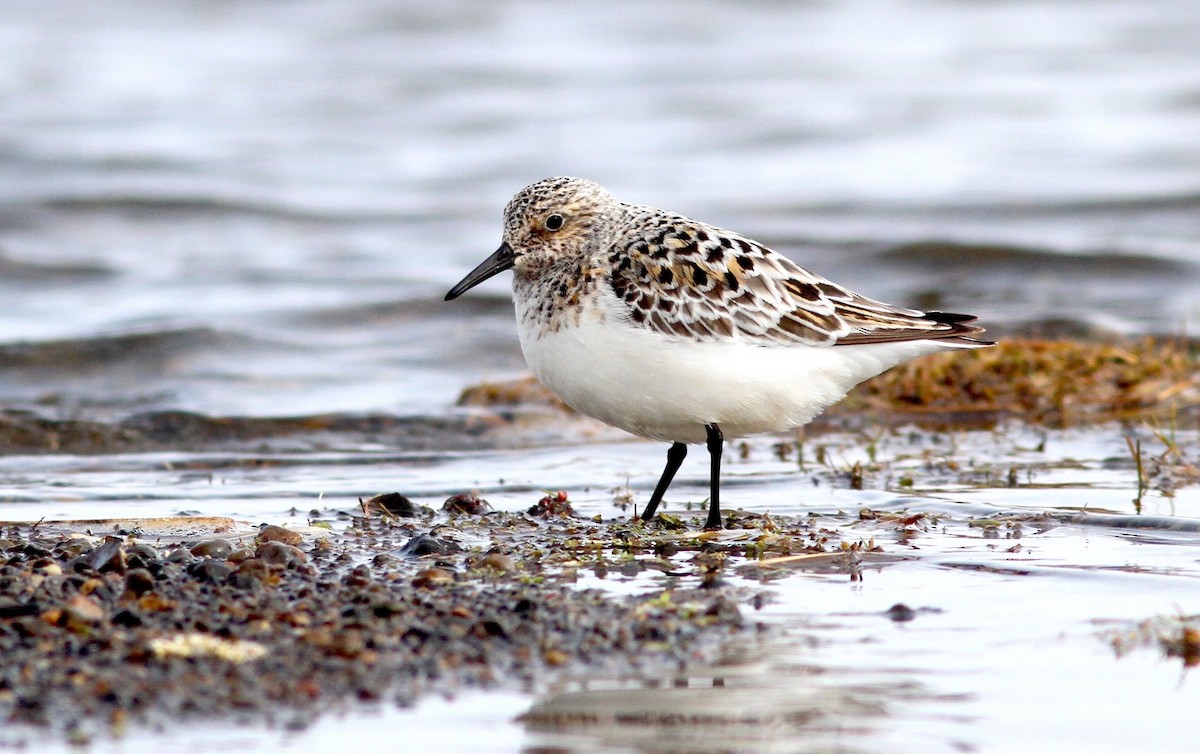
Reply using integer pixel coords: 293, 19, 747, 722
398, 534, 456, 558
165, 547, 194, 564
61, 595, 105, 630
543, 648, 569, 666
227, 546, 256, 563
34, 560, 62, 576
228, 558, 271, 590
480, 553, 516, 573
136, 593, 175, 612
371, 601, 405, 618
190, 538, 234, 559
257, 525, 303, 546
232, 557, 271, 581
371, 553, 396, 568
256, 541, 308, 567
124, 568, 156, 597
345, 564, 372, 587
412, 568, 454, 589
87, 537, 127, 574
77, 578, 107, 598
19, 543, 51, 560
111, 608, 143, 628
472, 620, 508, 640
125, 544, 160, 571
187, 559, 233, 584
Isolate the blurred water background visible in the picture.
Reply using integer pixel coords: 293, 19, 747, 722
1, 0, 1199, 425
5, 4, 1200, 753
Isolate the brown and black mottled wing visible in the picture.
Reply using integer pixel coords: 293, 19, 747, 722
607, 209, 990, 347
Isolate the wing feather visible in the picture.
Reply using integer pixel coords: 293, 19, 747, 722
607, 210, 989, 347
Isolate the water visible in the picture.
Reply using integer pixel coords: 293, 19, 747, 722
3, 0, 1200, 751
2, 0, 1200, 419
4, 427, 1200, 753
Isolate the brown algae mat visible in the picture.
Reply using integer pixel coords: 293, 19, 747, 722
460, 337, 1200, 428
2, 337, 1195, 456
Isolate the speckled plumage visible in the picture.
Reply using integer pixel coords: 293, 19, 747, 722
447, 177, 992, 528
494, 177, 985, 349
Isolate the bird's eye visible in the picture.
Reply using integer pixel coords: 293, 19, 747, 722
544, 214, 565, 231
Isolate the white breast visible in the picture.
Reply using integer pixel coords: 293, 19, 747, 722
514, 291, 961, 444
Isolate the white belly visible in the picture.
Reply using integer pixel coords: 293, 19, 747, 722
516, 311, 958, 444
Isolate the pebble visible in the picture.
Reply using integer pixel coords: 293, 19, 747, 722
190, 538, 234, 559
60, 595, 105, 629
398, 534, 456, 557
256, 525, 304, 546
187, 559, 234, 584
412, 567, 455, 589
255, 541, 308, 567
0, 514, 747, 740
124, 569, 156, 596
87, 537, 127, 573
479, 553, 516, 573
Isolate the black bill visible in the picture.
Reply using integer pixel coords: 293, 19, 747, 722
444, 242, 516, 301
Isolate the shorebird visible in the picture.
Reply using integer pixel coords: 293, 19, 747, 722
446, 177, 991, 529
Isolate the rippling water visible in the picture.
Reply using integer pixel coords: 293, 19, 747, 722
1, 0, 1199, 420
4, 5, 1200, 751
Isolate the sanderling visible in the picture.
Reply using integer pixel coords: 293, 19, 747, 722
446, 177, 992, 529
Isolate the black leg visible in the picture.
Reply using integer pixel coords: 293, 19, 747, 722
639, 442, 687, 522
703, 424, 724, 530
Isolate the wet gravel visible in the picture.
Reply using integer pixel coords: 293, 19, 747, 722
0, 504, 755, 741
